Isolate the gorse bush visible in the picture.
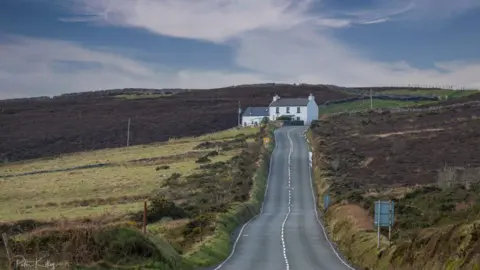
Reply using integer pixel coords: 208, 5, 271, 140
156, 165, 170, 170
195, 156, 211, 164
147, 195, 188, 222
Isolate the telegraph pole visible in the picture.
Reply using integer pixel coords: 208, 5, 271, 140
370, 88, 373, 109
127, 118, 131, 147
238, 101, 242, 127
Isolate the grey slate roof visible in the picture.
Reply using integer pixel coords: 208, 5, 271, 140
242, 107, 269, 117
269, 98, 309, 107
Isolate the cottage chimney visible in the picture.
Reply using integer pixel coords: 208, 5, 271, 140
308, 93, 315, 101
273, 94, 280, 102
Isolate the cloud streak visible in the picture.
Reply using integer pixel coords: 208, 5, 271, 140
0, 36, 270, 99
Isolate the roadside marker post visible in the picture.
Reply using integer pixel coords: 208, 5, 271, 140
323, 194, 330, 212
143, 200, 147, 234
374, 200, 395, 249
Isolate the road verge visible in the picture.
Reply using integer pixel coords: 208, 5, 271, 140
184, 124, 276, 268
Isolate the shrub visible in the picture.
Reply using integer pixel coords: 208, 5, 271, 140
156, 165, 170, 170
147, 195, 188, 222
205, 151, 219, 158
195, 156, 211, 164
182, 213, 215, 241
276, 115, 292, 120
199, 161, 226, 170
161, 172, 181, 187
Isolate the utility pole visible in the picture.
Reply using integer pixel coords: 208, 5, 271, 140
127, 118, 131, 147
238, 101, 242, 127
370, 88, 373, 109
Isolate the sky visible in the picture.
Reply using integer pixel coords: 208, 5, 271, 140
1, 0, 480, 99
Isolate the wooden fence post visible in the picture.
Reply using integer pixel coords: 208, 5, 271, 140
143, 200, 147, 234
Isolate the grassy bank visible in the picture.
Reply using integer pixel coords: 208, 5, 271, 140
183, 124, 276, 267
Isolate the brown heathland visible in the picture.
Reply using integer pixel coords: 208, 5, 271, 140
311, 96, 480, 269
0, 85, 346, 162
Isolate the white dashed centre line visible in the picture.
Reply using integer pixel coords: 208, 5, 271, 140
281, 128, 296, 270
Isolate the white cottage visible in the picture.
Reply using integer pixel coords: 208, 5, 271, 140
241, 107, 269, 126
241, 94, 319, 126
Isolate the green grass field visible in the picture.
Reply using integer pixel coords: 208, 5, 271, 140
380, 88, 478, 98
319, 98, 437, 115
114, 93, 173, 100
0, 125, 273, 270
0, 127, 260, 222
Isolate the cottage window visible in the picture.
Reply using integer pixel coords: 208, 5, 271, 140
276, 107, 279, 113
287, 107, 290, 113
297, 107, 301, 113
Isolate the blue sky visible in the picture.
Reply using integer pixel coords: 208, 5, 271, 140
1, 0, 480, 99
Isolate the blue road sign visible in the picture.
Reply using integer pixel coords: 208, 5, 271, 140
323, 194, 330, 210
374, 201, 395, 227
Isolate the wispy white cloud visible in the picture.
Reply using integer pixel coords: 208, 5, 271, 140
234, 27, 480, 87
402, 0, 480, 19
334, 0, 480, 24
66, 0, 322, 43
0, 36, 269, 99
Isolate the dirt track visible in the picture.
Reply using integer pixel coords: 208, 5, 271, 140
0, 85, 346, 162
311, 100, 480, 190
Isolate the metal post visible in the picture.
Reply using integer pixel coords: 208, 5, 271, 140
388, 200, 392, 245
2, 233, 11, 264
238, 101, 241, 127
370, 89, 373, 109
143, 200, 147, 234
377, 200, 380, 249
127, 118, 131, 147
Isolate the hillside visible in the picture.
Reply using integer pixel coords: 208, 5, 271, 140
0, 84, 346, 162
309, 97, 480, 269
0, 126, 275, 269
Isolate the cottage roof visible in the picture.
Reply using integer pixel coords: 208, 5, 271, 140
269, 98, 309, 107
242, 107, 269, 117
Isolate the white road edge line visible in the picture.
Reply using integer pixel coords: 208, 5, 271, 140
213, 129, 279, 270
305, 128, 357, 270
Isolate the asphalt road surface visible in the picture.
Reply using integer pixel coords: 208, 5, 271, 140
210, 126, 355, 270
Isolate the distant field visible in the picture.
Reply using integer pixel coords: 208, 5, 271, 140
319, 98, 437, 115
115, 93, 173, 100
0, 127, 259, 222
380, 88, 478, 98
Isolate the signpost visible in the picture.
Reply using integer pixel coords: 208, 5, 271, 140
323, 194, 330, 212
374, 200, 395, 249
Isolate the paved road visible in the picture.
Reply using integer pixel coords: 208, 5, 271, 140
211, 126, 355, 270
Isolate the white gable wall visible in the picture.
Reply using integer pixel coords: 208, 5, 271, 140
269, 106, 308, 122
305, 99, 319, 125
242, 116, 266, 126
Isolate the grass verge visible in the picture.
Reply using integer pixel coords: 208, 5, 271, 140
182, 124, 276, 267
